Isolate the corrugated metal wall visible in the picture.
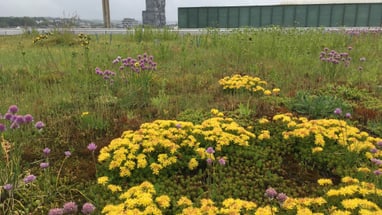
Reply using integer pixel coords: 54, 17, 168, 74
178, 3, 382, 28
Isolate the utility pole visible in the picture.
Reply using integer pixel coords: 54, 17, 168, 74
102, 0, 111, 28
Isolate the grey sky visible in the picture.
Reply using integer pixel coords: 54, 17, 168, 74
0, 0, 280, 22
0, 0, 377, 22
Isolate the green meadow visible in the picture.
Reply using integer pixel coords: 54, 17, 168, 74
1, 27, 382, 214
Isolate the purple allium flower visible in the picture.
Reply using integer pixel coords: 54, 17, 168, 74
64, 151, 71, 157
206, 147, 215, 154
371, 148, 378, 154
48, 208, 64, 215
4, 112, 12, 120
3, 184, 13, 191
23, 174, 36, 183
371, 158, 382, 166
377, 141, 382, 147
15, 115, 25, 124
35, 121, 45, 130
8, 105, 18, 114
43, 147, 51, 156
276, 193, 288, 203
175, 123, 182, 129
218, 158, 226, 166
81, 202, 96, 214
265, 187, 278, 199
40, 162, 49, 169
206, 158, 213, 165
87, 142, 97, 151
10, 122, 19, 129
334, 108, 342, 115
23, 114, 34, 123
374, 169, 382, 176
0, 123, 5, 132
345, 113, 351, 118
63, 201, 78, 214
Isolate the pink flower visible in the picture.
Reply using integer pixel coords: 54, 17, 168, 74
87, 142, 97, 151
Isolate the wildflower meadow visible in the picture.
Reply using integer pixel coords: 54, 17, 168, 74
0, 27, 382, 214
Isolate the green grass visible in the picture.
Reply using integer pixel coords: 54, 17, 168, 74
1, 27, 382, 214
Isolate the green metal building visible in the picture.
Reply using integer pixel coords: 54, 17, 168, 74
178, 1, 382, 28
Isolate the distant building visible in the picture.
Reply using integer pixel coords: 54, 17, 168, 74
142, 0, 166, 27
122, 18, 139, 28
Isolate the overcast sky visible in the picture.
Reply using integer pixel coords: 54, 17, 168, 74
0, 0, 282, 22
2, 0, 373, 22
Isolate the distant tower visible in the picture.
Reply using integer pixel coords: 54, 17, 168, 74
102, 0, 111, 28
143, 0, 166, 27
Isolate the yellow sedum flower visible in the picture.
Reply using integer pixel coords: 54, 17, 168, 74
312, 147, 323, 153
177, 196, 193, 206
317, 178, 333, 186
97, 176, 109, 185
188, 158, 199, 170
107, 184, 122, 193
155, 195, 171, 208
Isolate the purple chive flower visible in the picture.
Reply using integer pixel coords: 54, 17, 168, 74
23, 114, 33, 123
81, 202, 96, 214
377, 141, 382, 147
4, 112, 12, 120
345, 113, 351, 118
3, 184, 13, 191
265, 187, 278, 199
370, 148, 378, 154
218, 158, 226, 166
371, 158, 382, 166
10, 122, 19, 129
87, 142, 97, 151
43, 147, 51, 156
8, 105, 18, 114
206, 147, 215, 154
206, 158, 213, 165
374, 169, 382, 176
48, 208, 64, 215
15, 115, 25, 124
63, 201, 78, 214
23, 174, 36, 183
35, 121, 45, 130
40, 162, 49, 169
0, 123, 5, 132
276, 193, 288, 203
334, 108, 342, 115
64, 151, 71, 157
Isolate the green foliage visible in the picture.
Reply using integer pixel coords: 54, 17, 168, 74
289, 91, 352, 119
176, 109, 211, 124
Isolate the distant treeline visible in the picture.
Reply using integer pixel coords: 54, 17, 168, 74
0, 17, 79, 28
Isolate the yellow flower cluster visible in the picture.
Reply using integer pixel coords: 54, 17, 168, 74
283, 197, 327, 210
277, 113, 377, 155
178, 197, 261, 215
98, 111, 255, 178
326, 180, 382, 197
341, 198, 381, 211
218, 74, 280, 96
193, 116, 256, 151
102, 181, 170, 215
33, 32, 52, 44
317, 178, 333, 186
